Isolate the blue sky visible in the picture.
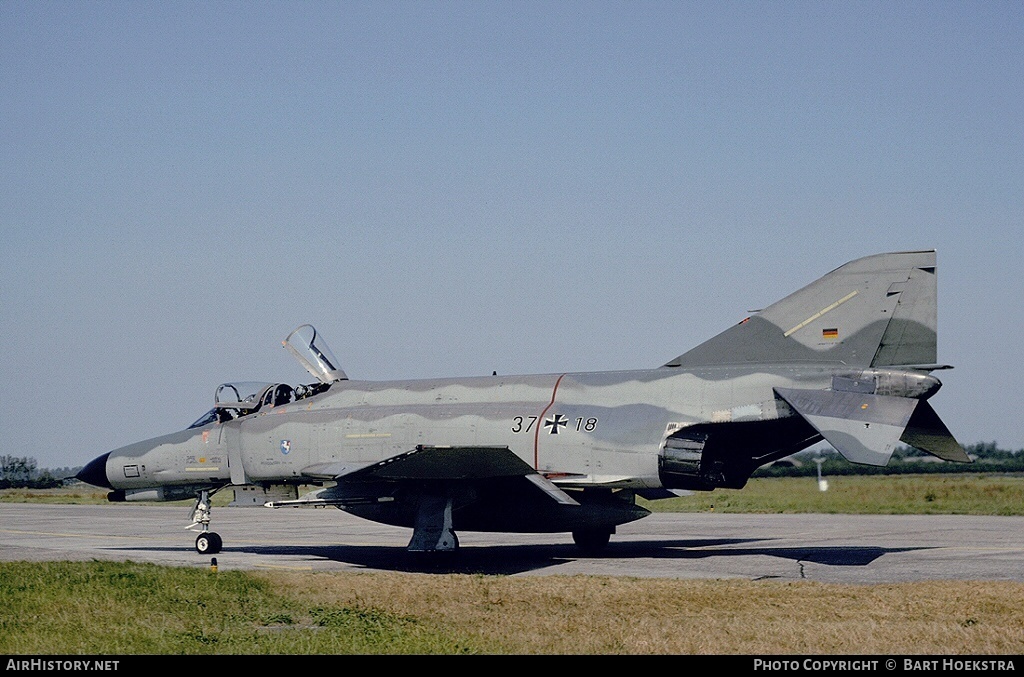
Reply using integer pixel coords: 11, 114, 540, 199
2, 1, 1022, 470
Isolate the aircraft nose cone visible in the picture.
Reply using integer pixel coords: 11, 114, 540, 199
76, 452, 112, 489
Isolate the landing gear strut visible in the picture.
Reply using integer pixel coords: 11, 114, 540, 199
188, 488, 223, 554
407, 494, 459, 552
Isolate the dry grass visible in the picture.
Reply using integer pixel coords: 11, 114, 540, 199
261, 571, 1024, 654
0, 486, 113, 504
5, 560, 1024, 654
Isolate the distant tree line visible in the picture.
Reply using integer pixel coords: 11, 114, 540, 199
754, 442, 1024, 478
0, 456, 76, 489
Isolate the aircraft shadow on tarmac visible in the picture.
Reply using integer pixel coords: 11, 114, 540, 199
119, 538, 927, 575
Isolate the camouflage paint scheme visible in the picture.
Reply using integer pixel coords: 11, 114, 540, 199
77, 250, 968, 554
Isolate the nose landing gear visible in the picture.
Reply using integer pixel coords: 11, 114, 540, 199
188, 488, 223, 554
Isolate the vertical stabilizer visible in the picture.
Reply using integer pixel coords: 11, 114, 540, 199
662, 251, 938, 369
870, 262, 937, 366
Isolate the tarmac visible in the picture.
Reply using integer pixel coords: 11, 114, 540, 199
2, 503, 1022, 582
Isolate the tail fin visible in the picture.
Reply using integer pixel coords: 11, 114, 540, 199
662, 250, 939, 369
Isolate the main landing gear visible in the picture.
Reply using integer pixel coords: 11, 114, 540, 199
188, 488, 223, 554
572, 527, 613, 555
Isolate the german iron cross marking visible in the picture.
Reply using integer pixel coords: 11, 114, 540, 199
545, 414, 568, 434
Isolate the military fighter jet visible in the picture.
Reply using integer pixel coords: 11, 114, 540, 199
77, 250, 968, 555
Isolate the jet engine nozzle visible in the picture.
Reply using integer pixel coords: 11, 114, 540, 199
834, 369, 943, 400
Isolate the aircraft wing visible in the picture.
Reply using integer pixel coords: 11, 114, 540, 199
299, 461, 374, 480
268, 445, 580, 508
270, 445, 652, 553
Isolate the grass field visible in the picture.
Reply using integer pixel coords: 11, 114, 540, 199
641, 473, 1024, 515
3, 561, 1023, 655
3, 474, 1024, 655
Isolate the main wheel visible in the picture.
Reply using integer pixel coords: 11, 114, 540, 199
572, 529, 611, 555
195, 532, 223, 554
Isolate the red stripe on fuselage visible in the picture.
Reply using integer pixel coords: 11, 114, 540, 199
534, 373, 566, 469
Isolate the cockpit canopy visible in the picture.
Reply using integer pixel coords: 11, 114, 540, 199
283, 324, 347, 384
187, 380, 329, 428
187, 382, 282, 428
188, 325, 344, 429
215, 381, 291, 411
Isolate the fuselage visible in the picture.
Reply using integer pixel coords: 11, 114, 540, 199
82, 363, 940, 497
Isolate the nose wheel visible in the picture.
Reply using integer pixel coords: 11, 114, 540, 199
195, 531, 223, 554
188, 488, 223, 554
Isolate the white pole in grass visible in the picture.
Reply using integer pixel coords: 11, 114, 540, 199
815, 456, 829, 492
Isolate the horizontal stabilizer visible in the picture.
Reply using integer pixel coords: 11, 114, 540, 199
775, 388, 918, 466
900, 400, 971, 462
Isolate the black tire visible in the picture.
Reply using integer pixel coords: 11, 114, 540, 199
572, 529, 611, 555
195, 532, 222, 555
